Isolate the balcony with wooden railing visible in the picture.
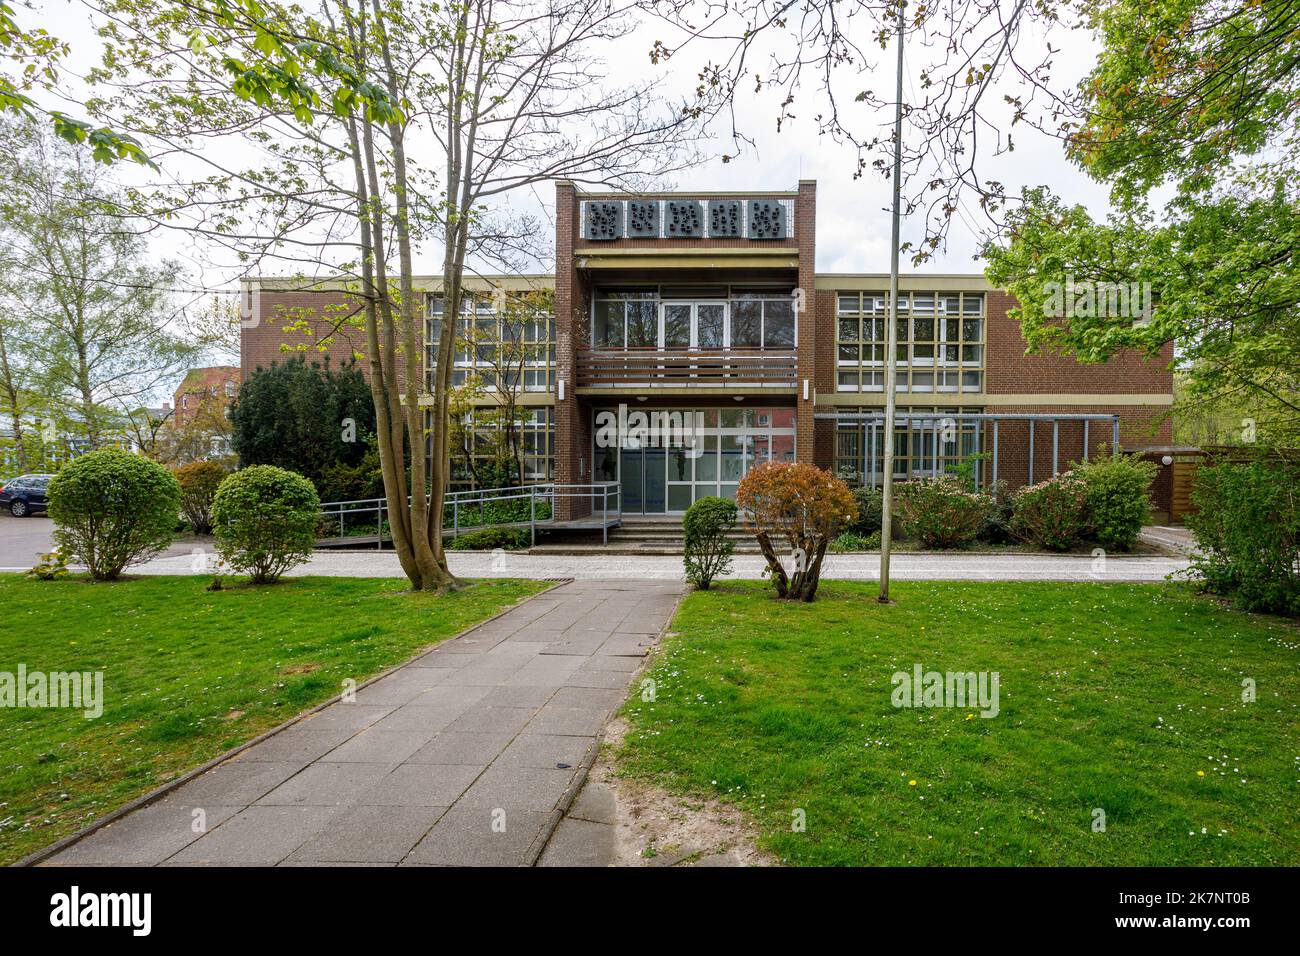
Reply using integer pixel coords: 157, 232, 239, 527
576, 347, 798, 390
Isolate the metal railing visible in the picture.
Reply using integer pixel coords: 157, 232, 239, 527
577, 347, 798, 387
316, 481, 622, 549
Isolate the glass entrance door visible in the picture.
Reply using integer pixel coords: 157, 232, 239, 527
619, 447, 667, 514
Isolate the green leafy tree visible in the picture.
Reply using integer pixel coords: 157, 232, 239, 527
985, 1, 1300, 442
231, 356, 375, 493
0, 118, 196, 449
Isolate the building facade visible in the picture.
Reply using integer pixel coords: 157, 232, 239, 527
241, 181, 1174, 518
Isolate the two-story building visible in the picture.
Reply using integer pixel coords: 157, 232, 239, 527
241, 181, 1175, 521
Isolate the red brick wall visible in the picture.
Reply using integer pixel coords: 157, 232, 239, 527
985, 290, 1173, 395
241, 287, 411, 391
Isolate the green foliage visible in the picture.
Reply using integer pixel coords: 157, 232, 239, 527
172, 460, 227, 534
830, 530, 880, 553
978, 479, 1015, 544
1073, 453, 1157, 552
211, 465, 320, 583
848, 485, 883, 536
46, 449, 181, 580
446, 526, 531, 551
316, 443, 384, 504
895, 478, 992, 549
1186, 460, 1300, 615
985, 0, 1300, 442
1010, 474, 1091, 552
26, 550, 69, 581
682, 496, 737, 590
231, 357, 376, 495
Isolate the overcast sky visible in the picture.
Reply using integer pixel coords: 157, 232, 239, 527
36, 0, 1113, 286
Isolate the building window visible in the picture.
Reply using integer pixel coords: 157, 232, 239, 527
591, 286, 797, 350
833, 406, 984, 487
836, 291, 984, 393
442, 405, 555, 489
426, 293, 556, 394
225, 380, 235, 398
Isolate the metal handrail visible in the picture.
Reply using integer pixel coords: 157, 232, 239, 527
316, 481, 622, 548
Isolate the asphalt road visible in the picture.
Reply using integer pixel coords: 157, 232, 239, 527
0, 515, 203, 572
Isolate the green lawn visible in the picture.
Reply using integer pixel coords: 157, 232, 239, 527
0, 574, 546, 864
617, 581, 1300, 866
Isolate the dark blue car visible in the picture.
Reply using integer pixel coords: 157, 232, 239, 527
0, 474, 54, 517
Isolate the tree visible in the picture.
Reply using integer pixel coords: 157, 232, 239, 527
231, 355, 375, 492
984, 1, 1300, 442
0, 118, 197, 450
86, 0, 703, 591
736, 462, 856, 602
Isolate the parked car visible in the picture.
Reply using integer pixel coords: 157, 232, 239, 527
0, 474, 54, 517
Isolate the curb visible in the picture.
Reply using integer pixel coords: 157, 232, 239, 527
524, 584, 688, 867
13, 578, 568, 868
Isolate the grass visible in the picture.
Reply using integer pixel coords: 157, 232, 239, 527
0, 573, 547, 864
617, 581, 1300, 866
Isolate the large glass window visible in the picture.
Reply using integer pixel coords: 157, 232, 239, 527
592, 287, 798, 350
833, 406, 983, 487
594, 406, 797, 513
427, 292, 556, 393
835, 291, 984, 393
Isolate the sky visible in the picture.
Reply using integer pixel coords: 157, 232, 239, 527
33, 0, 1114, 286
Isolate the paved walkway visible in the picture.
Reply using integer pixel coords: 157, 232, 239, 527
39, 580, 683, 867
128, 547, 1189, 582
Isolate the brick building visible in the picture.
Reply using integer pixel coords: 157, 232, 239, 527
241, 181, 1174, 519
173, 366, 240, 428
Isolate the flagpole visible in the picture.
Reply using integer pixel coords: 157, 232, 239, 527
878, 0, 906, 604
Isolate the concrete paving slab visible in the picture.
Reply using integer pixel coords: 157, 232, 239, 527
317, 729, 437, 764
407, 731, 514, 766
495, 733, 595, 770
287, 804, 449, 863
169, 805, 338, 864
167, 760, 302, 807
256, 762, 392, 806
360, 764, 482, 806
537, 818, 616, 867
458, 765, 577, 813
43, 801, 242, 866
566, 782, 617, 824
405, 806, 550, 866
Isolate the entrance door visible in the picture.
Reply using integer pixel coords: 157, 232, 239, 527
619, 447, 667, 515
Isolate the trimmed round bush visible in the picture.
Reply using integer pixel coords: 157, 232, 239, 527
895, 477, 992, 549
172, 460, 227, 535
47, 449, 182, 580
211, 466, 320, 583
1073, 453, 1157, 552
1010, 473, 1090, 551
683, 496, 737, 590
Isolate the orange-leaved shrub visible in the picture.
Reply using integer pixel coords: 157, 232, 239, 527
735, 461, 856, 601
